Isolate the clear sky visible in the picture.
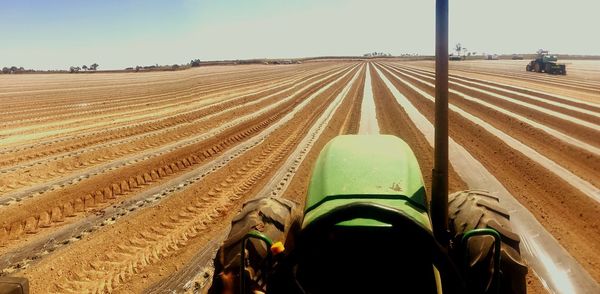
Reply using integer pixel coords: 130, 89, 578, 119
1, 0, 599, 70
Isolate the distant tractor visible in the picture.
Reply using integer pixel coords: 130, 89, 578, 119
511, 54, 524, 60
526, 50, 566, 75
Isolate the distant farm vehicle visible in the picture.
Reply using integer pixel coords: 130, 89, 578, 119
486, 54, 499, 60
449, 55, 463, 61
526, 50, 566, 75
512, 54, 524, 60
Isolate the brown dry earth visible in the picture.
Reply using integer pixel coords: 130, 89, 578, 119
384, 64, 600, 188
0, 60, 598, 293
0, 67, 321, 147
375, 61, 600, 286
0, 65, 351, 254
367, 63, 546, 293
5, 64, 360, 293
0, 66, 344, 195
405, 59, 600, 104
0, 68, 324, 171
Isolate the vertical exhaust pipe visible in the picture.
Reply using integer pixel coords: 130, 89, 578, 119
432, 0, 449, 247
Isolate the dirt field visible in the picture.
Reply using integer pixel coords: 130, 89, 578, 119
0, 60, 598, 293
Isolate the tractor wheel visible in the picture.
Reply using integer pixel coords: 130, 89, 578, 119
534, 63, 541, 73
448, 190, 527, 294
525, 64, 531, 72
208, 197, 301, 294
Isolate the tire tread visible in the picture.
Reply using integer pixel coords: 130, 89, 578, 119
449, 190, 527, 294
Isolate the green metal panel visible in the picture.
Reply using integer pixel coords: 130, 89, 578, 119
302, 198, 431, 229
541, 55, 558, 62
303, 135, 430, 228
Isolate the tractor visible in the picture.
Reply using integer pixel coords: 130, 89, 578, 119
0, 1, 527, 293
207, 1, 527, 294
526, 50, 566, 75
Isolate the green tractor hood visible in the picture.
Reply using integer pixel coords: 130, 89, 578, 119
302, 135, 431, 230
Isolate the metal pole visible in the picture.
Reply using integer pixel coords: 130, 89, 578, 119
432, 0, 449, 247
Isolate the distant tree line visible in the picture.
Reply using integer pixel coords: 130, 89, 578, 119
123, 63, 187, 72
190, 59, 201, 67
451, 43, 478, 57
70, 63, 99, 73
1, 66, 34, 74
363, 52, 392, 57
122, 59, 202, 72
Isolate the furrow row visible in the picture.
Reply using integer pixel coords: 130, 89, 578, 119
0, 66, 337, 175
0, 65, 339, 158
381, 64, 600, 186
374, 62, 600, 284
0, 65, 356, 248
20, 64, 359, 293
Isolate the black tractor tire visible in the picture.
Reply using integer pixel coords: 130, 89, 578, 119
208, 197, 301, 294
448, 190, 527, 294
525, 64, 531, 72
534, 63, 542, 73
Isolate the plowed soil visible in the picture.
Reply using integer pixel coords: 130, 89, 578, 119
1, 60, 598, 293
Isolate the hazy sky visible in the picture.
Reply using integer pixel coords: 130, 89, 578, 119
1, 0, 599, 70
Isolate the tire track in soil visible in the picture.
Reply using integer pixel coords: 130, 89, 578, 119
0, 64, 356, 244
0, 67, 308, 132
0, 72, 277, 126
2, 66, 350, 207
0, 65, 359, 280
0, 66, 263, 100
373, 64, 568, 294
411, 61, 600, 92
0, 65, 344, 159
0, 66, 346, 188
382, 64, 600, 188
400, 63, 600, 106
396, 64, 600, 121
380, 63, 600, 198
0, 67, 322, 163
368, 64, 467, 196
394, 64, 600, 152
0, 66, 356, 245
0, 66, 357, 252
0, 67, 342, 193
0, 70, 320, 146
0, 66, 310, 124
0, 66, 270, 101
146, 64, 365, 294
16, 64, 360, 294
389, 66, 600, 133
451, 67, 600, 93
378, 63, 598, 293
375, 63, 600, 283
337, 64, 365, 136
357, 63, 380, 135
0, 71, 283, 128
394, 63, 600, 113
